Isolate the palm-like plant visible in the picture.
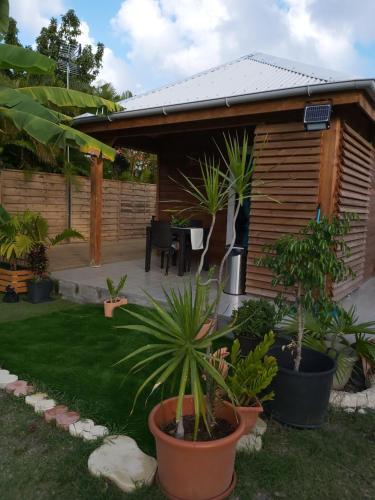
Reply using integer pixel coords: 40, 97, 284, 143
283, 305, 375, 385
116, 283, 237, 440
0, 0, 119, 161
0, 206, 83, 275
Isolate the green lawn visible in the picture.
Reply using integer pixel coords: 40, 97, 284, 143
0, 299, 374, 499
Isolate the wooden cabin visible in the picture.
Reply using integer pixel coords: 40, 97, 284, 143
77, 53, 375, 301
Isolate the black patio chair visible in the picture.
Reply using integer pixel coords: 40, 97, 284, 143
151, 220, 177, 275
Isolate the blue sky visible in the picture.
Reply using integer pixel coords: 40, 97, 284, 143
10, 0, 375, 96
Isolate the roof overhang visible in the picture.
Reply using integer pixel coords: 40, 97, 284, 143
76, 79, 375, 134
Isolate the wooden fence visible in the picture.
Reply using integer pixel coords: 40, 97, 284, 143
0, 169, 156, 241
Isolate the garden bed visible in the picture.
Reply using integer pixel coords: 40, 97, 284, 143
0, 301, 374, 499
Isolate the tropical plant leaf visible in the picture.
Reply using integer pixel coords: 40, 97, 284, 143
0, 87, 70, 122
18, 86, 122, 115
0, 0, 9, 36
0, 107, 115, 160
0, 44, 55, 74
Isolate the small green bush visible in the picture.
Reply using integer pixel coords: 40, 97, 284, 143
232, 298, 279, 338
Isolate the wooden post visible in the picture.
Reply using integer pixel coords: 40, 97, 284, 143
90, 155, 103, 266
318, 117, 342, 218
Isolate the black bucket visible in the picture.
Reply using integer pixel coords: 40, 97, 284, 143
27, 279, 53, 304
264, 345, 336, 428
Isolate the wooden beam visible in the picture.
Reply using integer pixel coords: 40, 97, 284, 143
90, 156, 103, 267
318, 118, 342, 218
78, 90, 363, 135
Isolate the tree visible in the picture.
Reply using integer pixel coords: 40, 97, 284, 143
4, 16, 20, 46
36, 9, 104, 88
95, 82, 132, 102
256, 215, 357, 371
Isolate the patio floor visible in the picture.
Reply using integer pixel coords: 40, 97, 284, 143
50, 240, 375, 322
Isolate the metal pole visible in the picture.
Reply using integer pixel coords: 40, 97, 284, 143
66, 60, 72, 230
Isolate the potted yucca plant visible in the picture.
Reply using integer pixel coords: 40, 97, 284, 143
116, 132, 269, 500
104, 274, 128, 318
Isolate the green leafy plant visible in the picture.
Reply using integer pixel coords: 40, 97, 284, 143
170, 215, 189, 228
283, 305, 375, 385
232, 298, 281, 338
256, 214, 357, 371
0, 206, 83, 275
106, 275, 127, 303
0, 0, 120, 161
116, 282, 237, 440
226, 332, 278, 406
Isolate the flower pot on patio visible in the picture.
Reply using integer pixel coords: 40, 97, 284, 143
0, 266, 33, 294
104, 298, 128, 318
264, 345, 336, 428
235, 400, 263, 435
27, 278, 54, 303
148, 395, 246, 500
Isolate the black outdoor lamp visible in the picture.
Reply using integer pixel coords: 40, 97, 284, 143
303, 103, 332, 131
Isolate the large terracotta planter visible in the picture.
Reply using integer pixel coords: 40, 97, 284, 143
235, 401, 263, 434
0, 267, 33, 293
148, 396, 246, 500
104, 297, 128, 318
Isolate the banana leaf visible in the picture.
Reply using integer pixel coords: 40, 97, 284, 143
0, 87, 71, 123
0, 107, 115, 161
0, 0, 9, 36
18, 86, 122, 115
0, 44, 55, 74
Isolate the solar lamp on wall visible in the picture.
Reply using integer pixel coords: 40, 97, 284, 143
303, 104, 332, 131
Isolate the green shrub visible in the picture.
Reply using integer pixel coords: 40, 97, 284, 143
232, 298, 279, 338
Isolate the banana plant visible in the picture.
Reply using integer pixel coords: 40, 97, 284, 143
0, 0, 120, 161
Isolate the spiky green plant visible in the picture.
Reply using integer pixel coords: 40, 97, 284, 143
106, 275, 127, 302
116, 282, 238, 440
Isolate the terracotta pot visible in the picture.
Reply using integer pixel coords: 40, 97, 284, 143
148, 396, 246, 500
235, 401, 263, 435
195, 319, 216, 340
104, 297, 128, 318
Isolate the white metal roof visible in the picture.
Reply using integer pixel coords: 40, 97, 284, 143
120, 52, 350, 111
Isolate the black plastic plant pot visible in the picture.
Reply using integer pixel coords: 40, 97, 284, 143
264, 345, 336, 429
27, 278, 53, 304
238, 334, 261, 355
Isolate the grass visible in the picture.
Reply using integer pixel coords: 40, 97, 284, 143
0, 295, 81, 323
0, 299, 375, 499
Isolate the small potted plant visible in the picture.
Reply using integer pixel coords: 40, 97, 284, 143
25, 213, 83, 303
231, 298, 280, 355
104, 275, 128, 318
225, 332, 278, 434
257, 214, 356, 428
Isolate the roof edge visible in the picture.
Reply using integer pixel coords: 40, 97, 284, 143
75, 79, 375, 126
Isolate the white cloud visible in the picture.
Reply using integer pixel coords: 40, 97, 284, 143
110, 0, 375, 93
9, 0, 65, 39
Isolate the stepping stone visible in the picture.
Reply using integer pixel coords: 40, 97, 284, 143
82, 425, 109, 441
44, 405, 69, 423
88, 435, 157, 493
69, 419, 95, 438
0, 370, 18, 389
5, 380, 34, 397
253, 418, 267, 437
34, 399, 56, 415
236, 432, 262, 453
25, 393, 49, 408
56, 411, 80, 430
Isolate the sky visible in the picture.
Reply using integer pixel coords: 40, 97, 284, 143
9, 0, 375, 96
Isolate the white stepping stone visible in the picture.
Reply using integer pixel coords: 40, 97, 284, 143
88, 435, 157, 493
69, 419, 95, 438
253, 417, 267, 437
25, 393, 49, 408
236, 432, 262, 453
34, 399, 56, 414
82, 425, 109, 441
0, 369, 18, 389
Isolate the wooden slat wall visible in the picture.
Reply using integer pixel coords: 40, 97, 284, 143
0, 169, 156, 242
333, 123, 375, 300
246, 122, 321, 297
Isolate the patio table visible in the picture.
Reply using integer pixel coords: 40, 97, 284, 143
145, 225, 209, 276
